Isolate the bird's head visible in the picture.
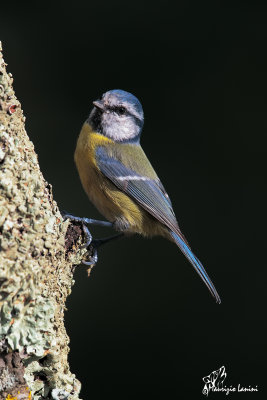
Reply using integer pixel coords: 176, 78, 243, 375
88, 89, 144, 143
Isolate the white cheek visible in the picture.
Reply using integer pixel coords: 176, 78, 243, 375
103, 115, 138, 141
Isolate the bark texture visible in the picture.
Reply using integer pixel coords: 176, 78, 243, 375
0, 42, 88, 399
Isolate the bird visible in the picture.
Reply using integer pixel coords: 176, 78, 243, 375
69, 89, 221, 303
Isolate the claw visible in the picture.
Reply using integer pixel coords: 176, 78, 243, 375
61, 211, 123, 269
82, 247, 98, 266
82, 225, 92, 248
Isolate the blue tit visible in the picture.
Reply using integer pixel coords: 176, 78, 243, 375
74, 89, 221, 303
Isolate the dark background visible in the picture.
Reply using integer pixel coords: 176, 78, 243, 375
1, 1, 266, 398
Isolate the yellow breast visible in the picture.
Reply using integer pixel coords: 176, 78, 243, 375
74, 123, 145, 232
74, 122, 168, 238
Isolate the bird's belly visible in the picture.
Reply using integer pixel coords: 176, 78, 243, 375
81, 166, 142, 228
76, 161, 165, 236
74, 124, 167, 237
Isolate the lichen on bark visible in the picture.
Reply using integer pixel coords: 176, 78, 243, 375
0, 41, 87, 399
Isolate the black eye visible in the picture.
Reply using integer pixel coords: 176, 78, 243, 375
116, 106, 126, 115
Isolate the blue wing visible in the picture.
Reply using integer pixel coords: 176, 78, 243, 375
95, 146, 187, 242
95, 145, 221, 303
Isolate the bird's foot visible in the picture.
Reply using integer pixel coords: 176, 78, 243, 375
91, 233, 124, 248
62, 211, 99, 266
82, 234, 124, 268
61, 211, 123, 268
82, 245, 98, 277
61, 211, 113, 228
82, 247, 98, 266
81, 224, 93, 248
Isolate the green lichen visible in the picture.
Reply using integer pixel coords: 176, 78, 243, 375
0, 41, 83, 399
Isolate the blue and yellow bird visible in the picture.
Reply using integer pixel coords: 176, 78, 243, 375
71, 89, 221, 303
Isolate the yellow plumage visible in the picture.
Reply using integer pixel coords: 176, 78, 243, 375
72, 89, 221, 303
74, 122, 166, 237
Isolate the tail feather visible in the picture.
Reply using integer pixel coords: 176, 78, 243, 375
170, 231, 221, 304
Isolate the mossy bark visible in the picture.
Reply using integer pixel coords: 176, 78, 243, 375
0, 42, 88, 399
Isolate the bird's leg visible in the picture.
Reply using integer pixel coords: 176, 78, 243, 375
82, 231, 124, 266
62, 211, 124, 266
91, 233, 124, 248
61, 211, 113, 228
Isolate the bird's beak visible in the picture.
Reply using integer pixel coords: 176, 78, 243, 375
93, 100, 105, 111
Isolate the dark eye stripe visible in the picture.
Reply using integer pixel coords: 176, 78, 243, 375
108, 106, 126, 115
107, 105, 142, 122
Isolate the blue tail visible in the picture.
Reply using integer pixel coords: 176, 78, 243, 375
170, 231, 221, 303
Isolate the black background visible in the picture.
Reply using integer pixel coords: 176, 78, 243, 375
1, 1, 266, 398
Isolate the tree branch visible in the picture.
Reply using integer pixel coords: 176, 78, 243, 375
0, 41, 88, 399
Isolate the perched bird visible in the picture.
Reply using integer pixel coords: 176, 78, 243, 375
72, 89, 221, 303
